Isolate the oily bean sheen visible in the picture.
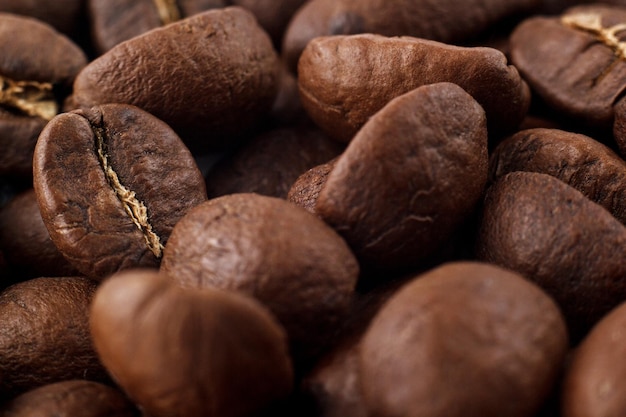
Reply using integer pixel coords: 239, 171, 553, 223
510, 4, 626, 128
315, 83, 488, 271
562, 301, 626, 417
360, 262, 568, 417
33, 103, 207, 280
88, 0, 226, 53
160, 193, 359, 362
0, 13, 86, 177
298, 34, 530, 142
0, 189, 78, 279
489, 128, 626, 225
0, 277, 108, 399
476, 171, 626, 340
1, 380, 138, 417
73, 7, 280, 149
282, 0, 540, 72
90, 269, 293, 417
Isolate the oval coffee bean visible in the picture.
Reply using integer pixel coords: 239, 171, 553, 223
0, 189, 78, 279
489, 128, 626, 225
72, 7, 280, 150
562, 301, 626, 417
0, 277, 108, 399
298, 34, 529, 142
1, 380, 138, 417
360, 262, 568, 417
90, 269, 293, 417
33, 103, 206, 280
476, 171, 626, 340
287, 157, 338, 216
282, 0, 540, 72
88, 0, 226, 53
205, 126, 343, 199
0, 13, 87, 177
160, 193, 359, 363
315, 82, 488, 271
510, 4, 626, 128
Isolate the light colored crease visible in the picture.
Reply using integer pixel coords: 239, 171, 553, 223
562, 12, 626, 60
0, 74, 57, 120
153, 0, 181, 25
93, 124, 164, 258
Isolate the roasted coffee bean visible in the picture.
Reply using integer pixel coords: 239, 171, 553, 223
282, 0, 540, 72
231, 0, 308, 46
510, 4, 626, 129
360, 262, 568, 417
0, 380, 138, 417
476, 171, 626, 340
205, 126, 343, 199
0, 13, 87, 178
298, 34, 529, 142
562, 301, 626, 417
72, 7, 280, 150
88, 0, 226, 53
489, 128, 626, 224
33, 103, 207, 280
90, 269, 293, 417
315, 83, 488, 271
0, 1, 84, 35
160, 193, 359, 363
287, 158, 338, 216
0, 189, 79, 279
0, 277, 108, 399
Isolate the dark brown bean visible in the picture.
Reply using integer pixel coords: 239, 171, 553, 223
33, 104, 207, 280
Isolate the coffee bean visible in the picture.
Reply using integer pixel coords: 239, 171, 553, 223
72, 7, 280, 150
0, 277, 108, 400
33, 103, 206, 280
489, 128, 626, 224
315, 82, 488, 271
282, 0, 540, 72
287, 157, 338, 216
0, 13, 87, 178
230, 0, 308, 46
562, 301, 626, 417
160, 193, 359, 363
0, 189, 79, 279
88, 0, 226, 53
360, 262, 568, 417
0, 1, 84, 35
90, 269, 293, 417
1, 380, 138, 417
510, 4, 626, 128
298, 34, 529, 141
476, 171, 626, 340
205, 126, 343, 199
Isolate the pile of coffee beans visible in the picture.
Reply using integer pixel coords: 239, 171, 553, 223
3, 0, 626, 416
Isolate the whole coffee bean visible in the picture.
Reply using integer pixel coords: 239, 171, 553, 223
72, 7, 280, 150
0, 380, 138, 417
282, 0, 540, 72
287, 157, 338, 216
562, 301, 626, 417
0, 189, 79, 279
489, 128, 626, 224
33, 103, 207, 280
476, 171, 626, 340
205, 126, 343, 199
0, 13, 87, 178
298, 34, 530, 142
0, 277, 108, 399
160, 193, 359, 363
88, 0, 226, 53
510, 4, 626, 128
360, 262, 568, 417
0, 1, 83, 35
90, 269, 293, 417
315, 83, 488, 271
